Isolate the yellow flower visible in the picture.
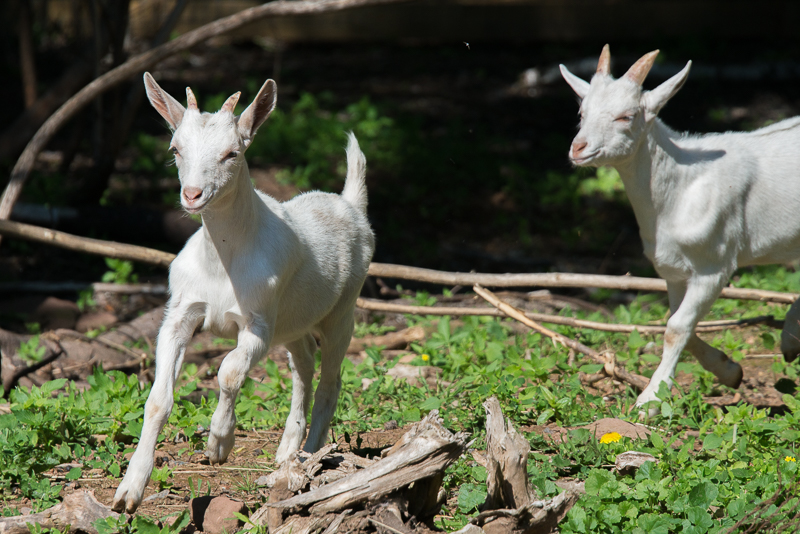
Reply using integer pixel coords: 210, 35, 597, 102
599, 432, 622, 444
786, 456, 797, 463
421, 354, 430, 362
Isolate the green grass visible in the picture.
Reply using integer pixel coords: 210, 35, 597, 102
1, 265, 799, 532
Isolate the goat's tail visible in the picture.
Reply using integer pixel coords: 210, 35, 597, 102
341, 132, 368, 215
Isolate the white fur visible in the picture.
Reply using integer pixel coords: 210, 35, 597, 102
560, 48, 800, 411
113, 74, 374, 513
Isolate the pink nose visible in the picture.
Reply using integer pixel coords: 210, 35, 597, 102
571, 139, 588, 158
182, 187, 202, 201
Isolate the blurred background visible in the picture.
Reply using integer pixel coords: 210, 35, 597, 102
1, 0, 799, 328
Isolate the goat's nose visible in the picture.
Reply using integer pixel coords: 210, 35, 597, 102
571, 139, 588, 157
183, 187, 202, 201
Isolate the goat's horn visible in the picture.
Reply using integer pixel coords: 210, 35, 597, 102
186, 87, 198, 110
596, 44, 611, 75
624, 50, 659, 85
221, 91, 241, 113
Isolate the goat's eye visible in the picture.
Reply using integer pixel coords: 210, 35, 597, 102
223, 151, 238, 161
615, 114, 635, 123
170, 146, 180, 156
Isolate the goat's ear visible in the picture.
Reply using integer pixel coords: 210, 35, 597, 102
642, 61, 692, 120
143, 72, 186, 130
238, 79, 277, 146
559, 65, 590, 99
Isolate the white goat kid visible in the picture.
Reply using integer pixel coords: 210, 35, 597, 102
112, 73, 375, 513
560, 46, 800, 411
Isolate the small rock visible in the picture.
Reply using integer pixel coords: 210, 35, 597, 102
154, 450, 171, 467
255, 475, 270, 486
202, 496, 247, 534
20, 507, 32, 516
384, 420, 398, 430
615, 451, 658, 475
34, 297, 80, 330
189, 495, 214, 529
75, 311, 118, 333
144, 489, 171, 503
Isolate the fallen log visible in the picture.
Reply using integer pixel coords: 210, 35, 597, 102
347, 326, 426, 353
0, 490, 118, 534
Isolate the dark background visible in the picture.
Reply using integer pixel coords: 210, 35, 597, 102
1, 0, 799, 290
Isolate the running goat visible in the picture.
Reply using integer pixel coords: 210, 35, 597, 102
113, 73, 375, 513
560, 46, 800, 411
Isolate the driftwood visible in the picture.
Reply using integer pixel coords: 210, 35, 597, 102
465, 397, 578, 534
473, 285, 649, 392
0, 490, 118, 534
348, 326, 426, 353
250, 411, 469, 533
0, 0, 409, 230
0, 219, 796, 305
356, 298, 781, 334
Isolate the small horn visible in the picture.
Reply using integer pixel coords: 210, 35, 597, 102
221, 91, 241, 113
596, 44, 611, 75
186, 87, 198, 110
625, 50, 659, 85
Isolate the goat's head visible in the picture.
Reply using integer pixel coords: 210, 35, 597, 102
143, 73, 277, 214
559, 45, 692, 167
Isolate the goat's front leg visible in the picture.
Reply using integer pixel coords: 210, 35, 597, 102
637, 275, 727, 412
667, 281, 743, 388
113, 302, 203, 514
206, 319, 270, 464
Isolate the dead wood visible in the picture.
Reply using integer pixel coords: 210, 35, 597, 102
0, 218, 794, 306
482, 397, 537, 511
0, 0, 410, 230
0, 220, 175, 267
369, 263, 797, 304
471, 491, 579, 534
348, 326, 426, 353
356, 298, 780, 334
0, 490, 118, 534
0, 306, 163, 391
473, 285, 649, 392
264, 411, 469, 521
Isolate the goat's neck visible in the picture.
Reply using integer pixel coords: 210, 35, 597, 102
615, 120, 686, 245
200, 165, 262, 264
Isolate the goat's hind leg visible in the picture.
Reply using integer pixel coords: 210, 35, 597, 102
303, 306, 354, 454
275, 334, 316, 464
638, 276, 730, 411
207, 320, 270, 464
781, 298, 800, 363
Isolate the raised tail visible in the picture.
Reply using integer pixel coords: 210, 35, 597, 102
341, 132, 368, 214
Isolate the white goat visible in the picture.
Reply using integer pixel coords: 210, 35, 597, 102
112, 73, 375, 513
560, 46, 800, 410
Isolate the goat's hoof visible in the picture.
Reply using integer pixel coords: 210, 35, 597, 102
112, 483, 144, 514
782, 348, 800, 363
722, 362, 744, 389
206, 433, 234, 465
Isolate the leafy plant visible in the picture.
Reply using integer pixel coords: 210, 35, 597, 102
102, 258, 138, 285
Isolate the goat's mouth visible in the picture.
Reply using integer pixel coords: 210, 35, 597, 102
181, 197, 211, 214
570, 150, 600, 165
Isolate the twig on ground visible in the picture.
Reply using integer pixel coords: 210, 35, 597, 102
355, 297, 780, 334
473, 284, 649, 391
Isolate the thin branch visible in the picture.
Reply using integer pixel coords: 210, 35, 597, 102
0, 0, 410, 229
0, 219, 175, 267
369, 263, 797, 304
473, 284, 649, 391
0, 219, 795, 306
355, 297, 780, 334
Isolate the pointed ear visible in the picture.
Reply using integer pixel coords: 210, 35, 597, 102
560, 65, 590, 99
238, 79, 277, 146
642, 61, 692, 120
143, 72, 186, 130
